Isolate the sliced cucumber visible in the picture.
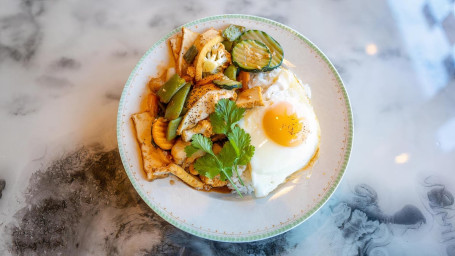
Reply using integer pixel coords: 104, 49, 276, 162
222, 24, 245, 41
221, 40, 233, 52
223, 64, 238, 80
231, 40, 271, 72
213, 77, 242, 90
239, 30, 284, 71
183, 45, 198, 64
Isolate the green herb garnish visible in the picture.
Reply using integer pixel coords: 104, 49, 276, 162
185, 99, 255, 196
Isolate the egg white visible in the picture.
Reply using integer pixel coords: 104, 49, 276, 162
239, 68, 320, 197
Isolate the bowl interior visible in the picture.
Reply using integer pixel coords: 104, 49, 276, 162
117, 15, 352, 242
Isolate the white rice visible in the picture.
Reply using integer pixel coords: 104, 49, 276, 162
227, 165, 254, 195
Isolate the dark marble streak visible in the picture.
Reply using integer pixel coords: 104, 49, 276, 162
0, 14, 41, 63
422, 177, 455, 256
443, 55, 455, 78
0, 0, 44, 63
330, 203, 391, 255
3, 75, 70, 116
348, 184, 426, 226
377, 48, 405, 60
7, 145, 443, 255
148, 14, 167, 28
6, 94, 41, 116
428, 187, 454, 208
21, 0, 46, 17
111, 49, 140, 58
105, 92, 121, 101
333, 63, 346, 75
36, 75, 74, 89
323, 183, 426, 255
35, 75, 74, 98
422, 3, 437, 27
331, 58, 364, 83
0, 179, 5, 199
50, 57, 81, 70
8, 146, 292, 256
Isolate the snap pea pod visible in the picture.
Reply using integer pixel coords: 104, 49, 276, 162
164, 83, 191, 120
166, 116, 182, 141
156, 73, 186, 103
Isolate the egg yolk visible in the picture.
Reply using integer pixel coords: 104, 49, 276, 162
263, 102, 306, 147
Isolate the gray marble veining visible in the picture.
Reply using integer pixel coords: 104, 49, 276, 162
1, 0, 455, 255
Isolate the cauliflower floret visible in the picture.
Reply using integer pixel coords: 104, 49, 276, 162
202, 43, 231, 76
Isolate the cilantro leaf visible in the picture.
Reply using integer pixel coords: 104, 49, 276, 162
210, 99, 245, 135
186, 134, 213, 155
238, 144, 255, 165
218, 141, 237, 169
194, 154, 220, 179
186, 99, 255, 197
227, 126, 250, 155
228, 108, 245, 131
227, 126, 255, 165
209, 112, 227, 134
184, 145, 200, 157
219, 167, 232, 181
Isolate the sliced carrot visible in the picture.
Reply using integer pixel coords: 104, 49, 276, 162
237, 71, 250, 90
147, 93, 159, 117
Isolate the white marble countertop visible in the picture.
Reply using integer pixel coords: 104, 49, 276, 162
1, 0, 455, 255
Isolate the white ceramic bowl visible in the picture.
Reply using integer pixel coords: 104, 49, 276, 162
117, 14, 353, 242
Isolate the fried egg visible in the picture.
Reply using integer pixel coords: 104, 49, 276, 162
239, 68, 320, 197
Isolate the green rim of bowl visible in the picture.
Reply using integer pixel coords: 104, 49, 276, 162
117, 14, 353, 243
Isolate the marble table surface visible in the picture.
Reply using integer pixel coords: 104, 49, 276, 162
1, 0, 455, 255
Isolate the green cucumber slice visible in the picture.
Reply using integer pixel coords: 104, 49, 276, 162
213, 77, 242, 90
239, 30, 284, 71
183, 45, 198, 64
223, 64, 238, 80
221, 40, 233, 52
222, 24, 246, 41
231, 40, 272, 72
